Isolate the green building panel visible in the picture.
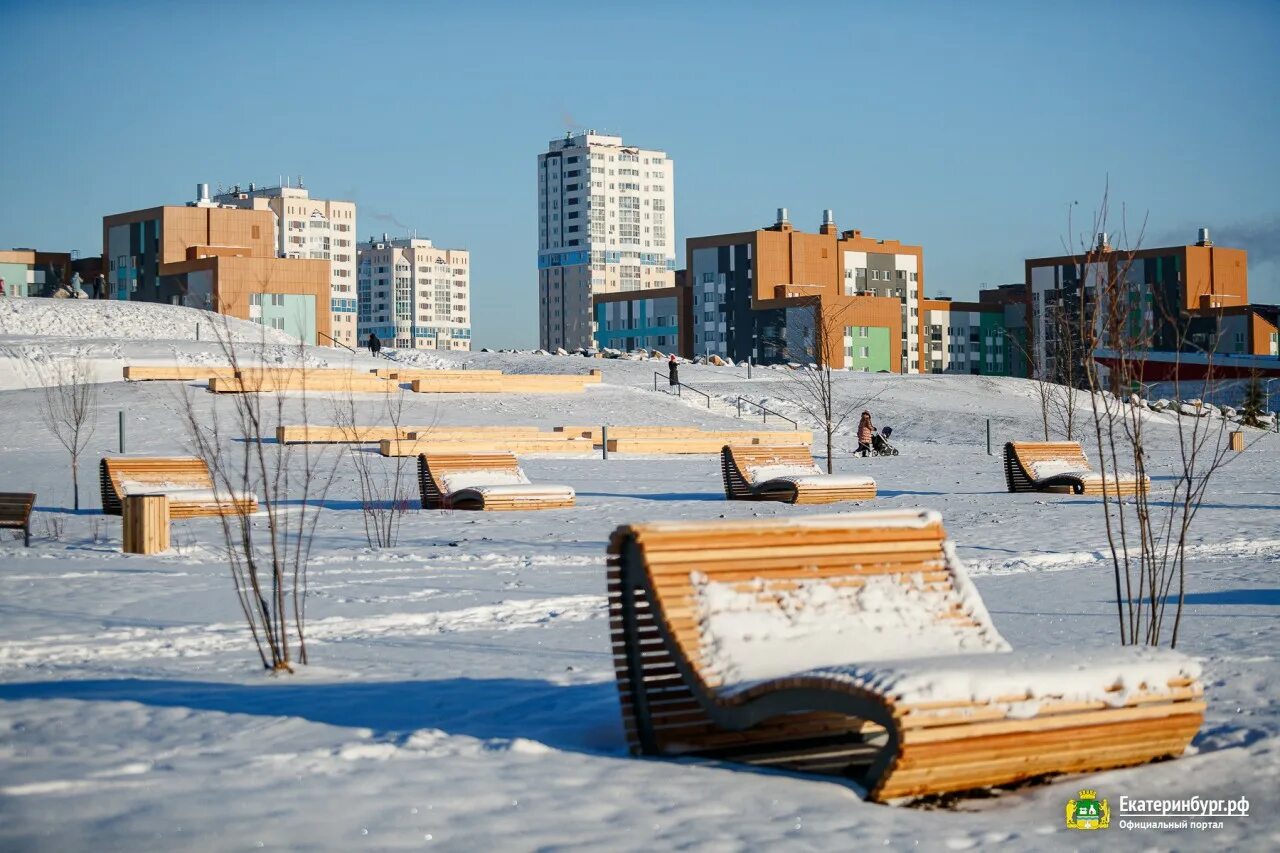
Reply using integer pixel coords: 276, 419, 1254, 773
846, 326, 892, 372
979, 311, 1012, 376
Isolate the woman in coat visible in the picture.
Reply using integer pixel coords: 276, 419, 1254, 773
856, 410, 875, 457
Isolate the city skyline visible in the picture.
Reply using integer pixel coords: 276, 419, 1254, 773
1, 0, 1277, 348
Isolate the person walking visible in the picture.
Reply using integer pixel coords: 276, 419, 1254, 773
667, 353, 679, 387
856, 410, 875, 458
93, 273, 106, 299
368, 332, 382, 357
0, 276, 6, 297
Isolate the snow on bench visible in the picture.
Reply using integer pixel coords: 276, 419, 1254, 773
417, 451, 574, 512
721, 445, 875, 504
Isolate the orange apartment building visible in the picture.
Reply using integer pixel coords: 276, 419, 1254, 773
103, 203, 330, 344
685, 209, 925, 371
1023, 228, 1268, 378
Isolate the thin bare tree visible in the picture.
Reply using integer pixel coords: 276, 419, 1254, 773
780, 298, 885, 472
1073, 185, 1240, 648
178, 312, 341, 671
331, 386, 422, 549
32, 349, 99, 511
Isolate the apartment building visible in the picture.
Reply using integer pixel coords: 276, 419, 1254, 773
685, 209, 924, 372
538, 131, 676, 351
920, 298, 1013, 375
1025, 228, 1250, 378
592, 270, 691, 354
357, 235, 471, 351
102, 196, 330, 343
210, 181, 358, 347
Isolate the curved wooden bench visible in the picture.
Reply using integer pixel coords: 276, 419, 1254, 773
1003, 441, 1149, 496
608, 510, 1204, 802
0, 492, 36, 547
721, 445, 875, 504
417, 451, 575, 511
99, 457, 258, 519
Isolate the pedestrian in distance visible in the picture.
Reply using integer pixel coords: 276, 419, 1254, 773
93, 273, 106, 299
668, 353, 679, 387
856, 410, 875, 458
368, 332, 382, 357
0, 276, 6, 297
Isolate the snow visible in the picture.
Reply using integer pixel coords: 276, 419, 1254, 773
1, 301, 1278, 850
437, 469, 531, 492
695, 572, 1009, 689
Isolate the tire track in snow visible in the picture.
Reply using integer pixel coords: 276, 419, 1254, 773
968, 538, 1280, 577
0, 594, 604, 671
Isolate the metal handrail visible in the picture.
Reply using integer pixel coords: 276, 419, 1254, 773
653, 372, 713, 408
735, 396, 798, 429
319, 331, 356, 354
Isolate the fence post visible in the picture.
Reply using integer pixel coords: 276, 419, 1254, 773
195, 323, 200, 341
747, 357, 753, 380
601, 425, 609, 460
986, 419, 991, 456
119, 410, 126, 454
653, 373, 657, 392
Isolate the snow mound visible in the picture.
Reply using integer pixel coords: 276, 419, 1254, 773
0, 297, 296, 343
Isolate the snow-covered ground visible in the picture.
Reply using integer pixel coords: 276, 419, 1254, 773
1, 300, 1278, 851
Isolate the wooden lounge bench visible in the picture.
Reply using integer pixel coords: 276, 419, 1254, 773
1003, 441, 1150, 496
721, 445, 876, 504
99, 457, 259, 519
417, 451, 575, 511
0, 492, 36, 547
608, 510, 1205, 802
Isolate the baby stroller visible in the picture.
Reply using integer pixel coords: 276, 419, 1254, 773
871, 426, 899, 456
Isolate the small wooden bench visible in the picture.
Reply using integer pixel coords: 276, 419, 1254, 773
1003, 441, 1150, 496
99, 457, 259, 519
720, 445, 876, 503
417, 452, 575, 511
608, 510, 1205, 802
0, 492, 36, 547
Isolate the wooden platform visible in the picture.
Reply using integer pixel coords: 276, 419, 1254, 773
410, 373, 600, 394
99, 457, 259, 519
721, 445, 876, 503
209, 371, 398, 394
123, 366, 240, 382
1003, 441, 1150, 496
608, 511, 1204, 802
276, 425, 544, 444
606, 435, 812, 455
557, 426, 812, 447
381, 436, 595, 457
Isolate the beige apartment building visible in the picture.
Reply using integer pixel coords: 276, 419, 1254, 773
358, 236, 471, 351
210, 180, 358, 347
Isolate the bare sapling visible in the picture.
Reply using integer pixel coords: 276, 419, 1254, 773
178, 311, 339, 671
1075, 186, 1237, 648
781, 298, 885, 472
31, 348, 99, 510
332, 383, 421, 548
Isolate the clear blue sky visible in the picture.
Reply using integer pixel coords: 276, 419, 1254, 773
2, 0, 1277, 347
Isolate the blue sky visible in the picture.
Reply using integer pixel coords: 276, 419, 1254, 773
1, 0, 1277, 347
